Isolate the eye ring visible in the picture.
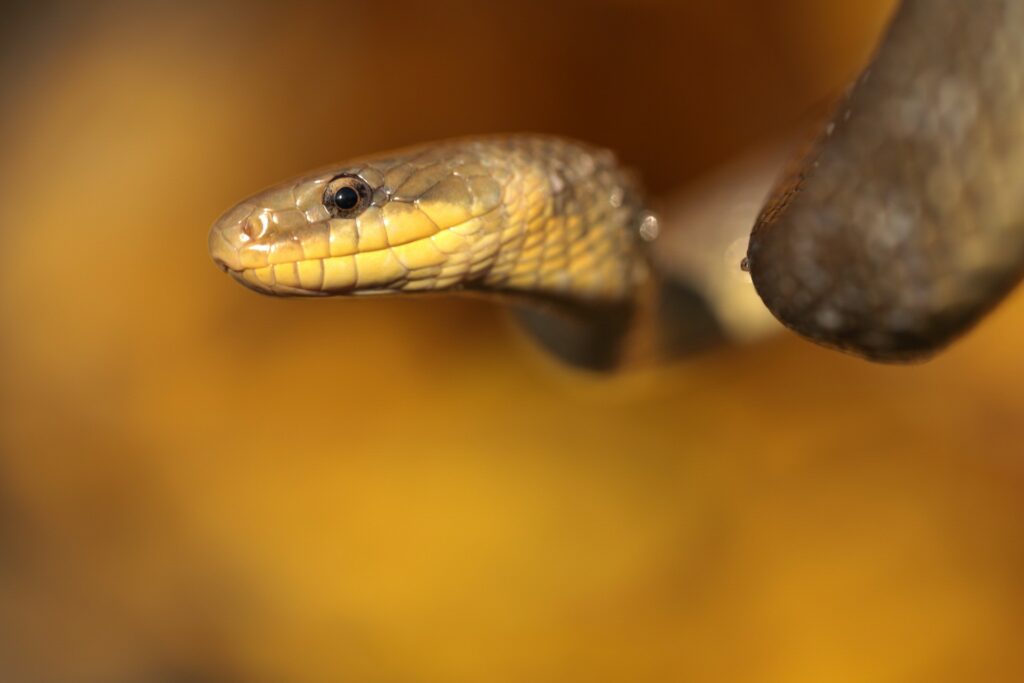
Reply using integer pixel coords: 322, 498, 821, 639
323, 174, 373, 218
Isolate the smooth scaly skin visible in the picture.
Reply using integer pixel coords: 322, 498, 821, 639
209, 136, 648, 312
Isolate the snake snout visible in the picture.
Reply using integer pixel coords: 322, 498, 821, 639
208, 219, 245, 272
209, 202, 270, 274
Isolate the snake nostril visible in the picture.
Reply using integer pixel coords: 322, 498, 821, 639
240, 211, 272, 241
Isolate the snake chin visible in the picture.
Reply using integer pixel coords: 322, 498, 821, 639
225, 268, 329, 297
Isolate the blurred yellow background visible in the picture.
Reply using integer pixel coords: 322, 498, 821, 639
3, 1, 1024, 682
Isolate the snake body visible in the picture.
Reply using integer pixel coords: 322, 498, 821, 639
211, 1, 1024, 365
748, 0, 1024, 360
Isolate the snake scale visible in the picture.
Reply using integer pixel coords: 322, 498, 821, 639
210, 0, 1024, 367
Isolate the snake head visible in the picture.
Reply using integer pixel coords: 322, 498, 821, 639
209, 136, 646, 305
208, 143, 511, 297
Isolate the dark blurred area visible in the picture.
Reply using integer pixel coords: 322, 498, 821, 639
4, 1, 1024, 682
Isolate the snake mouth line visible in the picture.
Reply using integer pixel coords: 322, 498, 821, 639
230, 268, 404, 297
224, 266, 326, 296
225, 265, 445, 298
223, 247, 469, 297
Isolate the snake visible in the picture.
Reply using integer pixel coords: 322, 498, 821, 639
209, 0, 1024, 366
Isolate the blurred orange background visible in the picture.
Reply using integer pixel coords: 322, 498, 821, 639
4, 1, 1024, 682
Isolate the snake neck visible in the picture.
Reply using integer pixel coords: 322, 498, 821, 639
460, 137, 650, 307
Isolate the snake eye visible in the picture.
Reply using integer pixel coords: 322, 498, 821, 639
324, 175, 372, 218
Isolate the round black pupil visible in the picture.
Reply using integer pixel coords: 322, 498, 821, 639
334, 186, 360, 210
